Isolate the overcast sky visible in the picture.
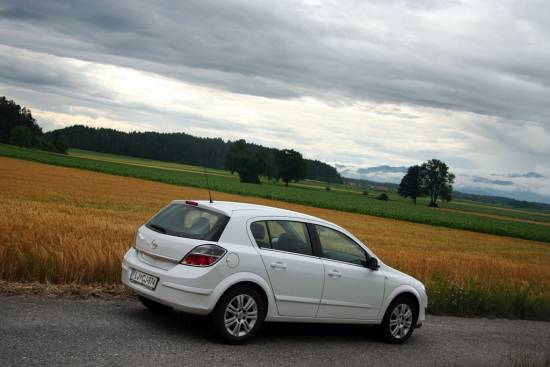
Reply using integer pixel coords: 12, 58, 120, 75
1, 0, 549, 202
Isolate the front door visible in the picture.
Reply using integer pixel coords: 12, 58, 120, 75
313, 225, 385, 320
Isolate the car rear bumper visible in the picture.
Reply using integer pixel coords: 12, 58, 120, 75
121, 248, 223, 315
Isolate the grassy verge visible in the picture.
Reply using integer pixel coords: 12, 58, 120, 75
427, 275, 550, 321
0, 280, 131, 300
505, 353, 550, 367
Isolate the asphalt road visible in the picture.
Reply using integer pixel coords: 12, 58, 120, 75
1, 296, 549, 367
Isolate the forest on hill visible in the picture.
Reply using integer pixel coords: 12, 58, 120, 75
51, 125, 343, 183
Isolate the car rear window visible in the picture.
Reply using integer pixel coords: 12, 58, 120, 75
146, 203, 229, 241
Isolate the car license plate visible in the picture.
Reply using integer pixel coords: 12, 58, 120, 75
130, 270, 159, 290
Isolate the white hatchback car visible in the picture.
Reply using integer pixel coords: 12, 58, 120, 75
122, 200, 427, 344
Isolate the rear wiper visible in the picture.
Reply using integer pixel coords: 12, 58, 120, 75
148, 223, 167, 234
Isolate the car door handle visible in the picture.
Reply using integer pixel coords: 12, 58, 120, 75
328, 270, 342, 278
270, 261, 287, 270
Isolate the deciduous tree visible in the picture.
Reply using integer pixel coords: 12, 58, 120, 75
420, 159, 455, 207
276, 149, 306, 186
398, 165, 422, 205
224, 139, 265, 184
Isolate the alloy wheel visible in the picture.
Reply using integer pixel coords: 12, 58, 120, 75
224, 294, 258, 337
389, 303, 413, 339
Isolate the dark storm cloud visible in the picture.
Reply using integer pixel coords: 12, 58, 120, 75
1, 0, 550, 125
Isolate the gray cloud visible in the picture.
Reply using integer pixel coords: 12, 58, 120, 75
0, 0, 549, 124
471, 177, 514, 186
357, 166, 408, 175
491, 172, 546, 179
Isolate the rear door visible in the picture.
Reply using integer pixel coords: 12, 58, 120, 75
250, 220, 324, 318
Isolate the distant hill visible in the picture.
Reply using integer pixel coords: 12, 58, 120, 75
50, 125, 342, 183
343, 177, 550, 211
451, 192, 550, 211
357, 165, 408, 174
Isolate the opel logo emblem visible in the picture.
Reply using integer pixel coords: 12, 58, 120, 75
151, 239, 158, 249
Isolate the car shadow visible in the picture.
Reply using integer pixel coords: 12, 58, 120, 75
257, 321, 381, 344
124, 306, 213, 342
125, 302, 384, 345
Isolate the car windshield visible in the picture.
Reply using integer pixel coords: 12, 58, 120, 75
146, 203, 229, 241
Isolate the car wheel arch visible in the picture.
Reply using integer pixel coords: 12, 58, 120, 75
379, 285, 422, 321
218, 281, 269, 315
209, 272, 275, 317
391, 291, 419, 314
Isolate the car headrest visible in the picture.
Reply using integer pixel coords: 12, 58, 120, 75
275, 233, 299, 252
250, 222, 265, 239
190, 217, 210, 233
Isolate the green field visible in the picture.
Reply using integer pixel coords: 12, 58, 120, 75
2, 144, 549, 243
439, 200, 550, 223
70, 149, 233, 177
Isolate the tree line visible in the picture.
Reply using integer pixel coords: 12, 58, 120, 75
46, 126, 343, 185
398, 159, 455, 207
0, 96, 67, 153
1, 96, 342, 184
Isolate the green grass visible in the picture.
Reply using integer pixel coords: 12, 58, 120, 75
69, 149, 233, 177
2, 144, 550, 243
505, 353, 550, 367
427, 274, 550, 321
439, 200, 550, 223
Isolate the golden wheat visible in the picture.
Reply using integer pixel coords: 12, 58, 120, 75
1, 156, 549, 295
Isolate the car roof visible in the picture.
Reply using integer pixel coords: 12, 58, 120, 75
171, 200, 336, 226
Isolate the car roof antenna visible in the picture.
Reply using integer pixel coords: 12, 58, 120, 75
204, 167, 213, 203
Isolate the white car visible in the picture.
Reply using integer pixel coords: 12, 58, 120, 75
122, 200, 427, 344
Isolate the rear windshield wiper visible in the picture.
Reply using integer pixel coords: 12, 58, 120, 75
148, 223, 167, 234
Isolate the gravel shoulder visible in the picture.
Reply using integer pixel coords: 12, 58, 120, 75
1, 295, 549, 367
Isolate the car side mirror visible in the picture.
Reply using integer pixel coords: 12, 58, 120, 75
366, 257, 380, 270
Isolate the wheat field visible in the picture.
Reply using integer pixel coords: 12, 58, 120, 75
1, 156, 549, 317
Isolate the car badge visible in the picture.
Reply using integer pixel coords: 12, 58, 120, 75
151, 239, 159, 249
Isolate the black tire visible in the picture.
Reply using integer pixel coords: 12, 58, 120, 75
380, 296, 418, 344
210, 286, 266, 344
138, 295, 173, 313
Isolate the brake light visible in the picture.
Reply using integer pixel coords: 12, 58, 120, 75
185, 200, 198, 206
132, 230, 144, 250
181, 244, 226, 267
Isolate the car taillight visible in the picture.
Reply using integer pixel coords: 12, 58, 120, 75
181, 244, 226, 267
132, 230, 139, 249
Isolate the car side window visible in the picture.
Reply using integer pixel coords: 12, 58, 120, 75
315, 225, 366, 266
251, 220, 313, 256
250, 221, 270, 249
